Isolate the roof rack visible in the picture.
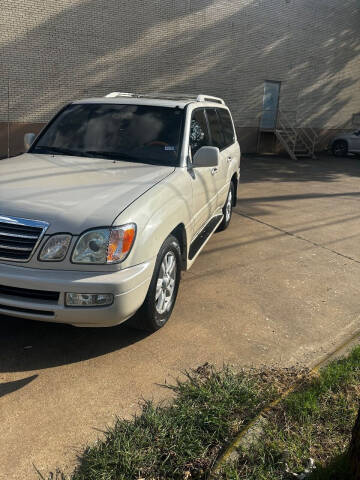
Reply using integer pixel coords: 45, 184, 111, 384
105, 92, 225, 104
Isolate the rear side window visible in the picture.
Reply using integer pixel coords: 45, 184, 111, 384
218, 108, 235, 147
189, 109, 211, 156
206, 109, 225, 149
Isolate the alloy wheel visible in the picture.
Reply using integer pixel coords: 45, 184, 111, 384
155, 251, 177, 314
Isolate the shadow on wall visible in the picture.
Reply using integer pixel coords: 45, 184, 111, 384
0, 0, 359, 156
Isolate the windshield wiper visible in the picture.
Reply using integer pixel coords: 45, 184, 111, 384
33, 146, 143, 162
84, 150, 140, 162
32, 146, 86, 157
84, 151, 173, 166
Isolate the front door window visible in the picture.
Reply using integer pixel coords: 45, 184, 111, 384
189, 109, 210, 157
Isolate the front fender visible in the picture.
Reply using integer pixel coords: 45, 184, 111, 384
113, 168, 193, 269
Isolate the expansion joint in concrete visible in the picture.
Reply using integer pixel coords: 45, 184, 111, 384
235, 210, 360, 266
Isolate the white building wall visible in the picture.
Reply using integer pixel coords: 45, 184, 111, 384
0, 0, 359, 154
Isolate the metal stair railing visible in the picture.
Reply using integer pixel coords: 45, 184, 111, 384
276, 110, 319, 160
296, 126, 318, 158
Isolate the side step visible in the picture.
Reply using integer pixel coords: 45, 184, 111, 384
189, 214, 223, 260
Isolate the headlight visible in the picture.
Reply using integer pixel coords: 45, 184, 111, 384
39, 234, 72, 261
72, 224, 136, 264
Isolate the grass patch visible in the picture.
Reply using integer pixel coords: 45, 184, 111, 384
43, 347, 360, 480
216, 347, 360, 479
43, 364, 279, 480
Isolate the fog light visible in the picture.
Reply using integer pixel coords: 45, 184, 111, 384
65, 293, 114, 307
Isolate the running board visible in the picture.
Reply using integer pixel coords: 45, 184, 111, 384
189, 214, 223, 260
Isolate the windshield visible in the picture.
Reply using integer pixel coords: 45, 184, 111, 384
31, 103, 184, 166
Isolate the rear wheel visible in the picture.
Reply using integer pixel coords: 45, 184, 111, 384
332, 140, 348, 157
129, 235, 181, 332
217, 182, 234, 232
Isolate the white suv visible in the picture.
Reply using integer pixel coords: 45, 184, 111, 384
0, 93, 240, 331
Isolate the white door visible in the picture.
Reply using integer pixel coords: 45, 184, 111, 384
188, 108, 218, 238
205, 108, 234, 210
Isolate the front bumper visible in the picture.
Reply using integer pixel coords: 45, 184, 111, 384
0, 261, 154, 327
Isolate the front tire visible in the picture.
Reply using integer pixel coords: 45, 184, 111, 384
332, 140, 348, 157
129, 235, 181, 332
217, 182, 234, 232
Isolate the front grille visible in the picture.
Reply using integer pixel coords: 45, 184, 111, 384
0, 215, 49, 261
0, 284, 60, 302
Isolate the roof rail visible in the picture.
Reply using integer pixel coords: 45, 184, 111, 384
105, 92, 136, 98
196, 95, 225, 105
144, 92, 198, 101
104, 92, 225, 104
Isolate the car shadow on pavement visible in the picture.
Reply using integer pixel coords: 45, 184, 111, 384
0, 315, 148, 373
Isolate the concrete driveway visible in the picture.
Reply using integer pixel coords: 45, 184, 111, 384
1, 155, 360, 479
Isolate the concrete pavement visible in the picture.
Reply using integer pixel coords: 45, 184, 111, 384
1, 155, 360, 479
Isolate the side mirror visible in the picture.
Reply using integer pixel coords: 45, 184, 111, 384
24, 133, 36, 150
192, 146, 219, 168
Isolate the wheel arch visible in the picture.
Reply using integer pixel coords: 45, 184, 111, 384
170, 223, 187, 270
332, 138, 349, 147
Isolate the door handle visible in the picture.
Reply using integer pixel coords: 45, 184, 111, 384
211, 167, 219, 175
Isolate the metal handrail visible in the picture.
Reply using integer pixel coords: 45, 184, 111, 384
298, 129, 313, 150
277, 110, 297, 137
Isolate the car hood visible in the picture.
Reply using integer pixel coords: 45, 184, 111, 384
0, 154, 174, 234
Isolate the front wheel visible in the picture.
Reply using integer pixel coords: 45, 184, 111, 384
129, 235, 181, 332
217, 182, 234, 232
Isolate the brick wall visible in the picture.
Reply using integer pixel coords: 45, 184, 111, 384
1, 0, 359, 156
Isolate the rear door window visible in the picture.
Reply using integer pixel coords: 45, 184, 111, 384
218, 108, 235, 147
206, 109, 225, 150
